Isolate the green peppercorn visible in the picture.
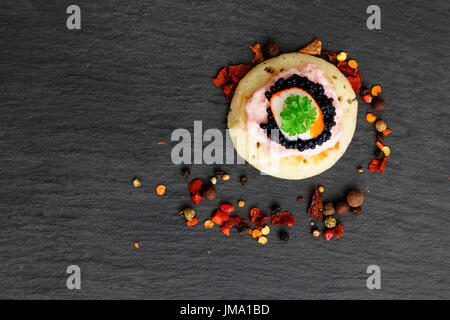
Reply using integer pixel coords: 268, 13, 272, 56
324, 203, 335, 216
324, 216, 337, 228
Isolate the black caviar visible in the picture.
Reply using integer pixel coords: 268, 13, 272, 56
259, 74, 336, 151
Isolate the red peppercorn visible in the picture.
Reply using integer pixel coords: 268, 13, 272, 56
324, 230, 334, 241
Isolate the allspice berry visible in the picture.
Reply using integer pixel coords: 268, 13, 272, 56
201, 185, 216, 200
372, 97, 386, 111
324, 216, 337, 228
264, 42, 280, 58
351, 206, 363, 216
335, 201, 350, 215
346, 190, 365, 207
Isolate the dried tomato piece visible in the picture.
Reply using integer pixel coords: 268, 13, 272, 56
220, 216, 245, 236
250, 207, 270, 229
250, 43, 264, 65
368, 157, 388, 173
307, 188, 324, 220
212, 67, 231, 88
228, 64, 251, 83
299, 39, 322, 55
188, 179, 203, 194
220, 203, 235, 214
322, 51, 337, 62
271, 211, 296, 226
332, 224, 344, 238
347, 76, 362, 94
191, 193, 203, 205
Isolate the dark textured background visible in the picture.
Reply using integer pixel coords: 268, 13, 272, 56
0, 0, 449, 299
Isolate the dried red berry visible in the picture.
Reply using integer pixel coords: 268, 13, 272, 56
191, 193, 203, 205
332, 224, 344, 238
361, 94, 373, 103
271, 211, 296, 226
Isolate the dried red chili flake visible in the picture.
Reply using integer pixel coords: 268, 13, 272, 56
222, 83, 236, 102
250, 207, 270, 229
228, 64, 251, 83
337, 61, 361, 78
249, 43, 264, 65
191, 193, 203, 205
188, 179, 203, 194
347, 76, 362, 94
368, 157, 388, 173
212, 208, 230, 225
307, 188, 324, 220
220, 216, 246, 236
212, 67, 231, 88
324, 230, 334, 241
322, 51, 337, 62
332, 224, 344, 238
271, 211, 296, 226
220, 203, 235, 214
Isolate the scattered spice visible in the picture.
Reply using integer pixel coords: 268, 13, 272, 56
212, 208, 230, 225
222, 174, 230, 181
312, 228, 321, 238
191, 193, 203, 205
357, 165, 364, 173
346, 190, 365, 207
369, 157, 388, 172
308, 188, 324, 220
324, 203, 335, 216
181, 167, 191, 178
279, 230, 290, 242
212, 64, 251, 101
271, 211, 296, 226
376, 141, 384, 150
383, 129, 391, 136
322, 51, 337, 62
264, 42, 280, 58
134, 241, 139, 248
365, 112, 377, 123
251, 229, 263, 238
261, 225, 271, 236
370, 85, 382, 96
372, 97, 386, 111
204, 219, 214, 229
310, 221, 316, 227
375, 120, 387, 132
377, 132, 387, 143
337, 61, 360, 77
348, 59, 358, 69
237, 222, 250, 235
220, 203, 235, 214
324, 216, 337, 228
258, 236, 268, 245
250, 207, 270, 229
156, 184, 166, 196
132, 178, 141, 188
157, 141, 166, 145
180, 208, 196, 221
240, 175, 248, 186
335, 201, 350, 215
351, 207, 363, 216
381, 146, 391, 156
220, 216, 245, 236
188, 179, 203, 194
250, 43, 264, 65
361, 94, 373, 104
318, 186, 325, 193
347, 76, 362, 94
186, 217, 199, 227
297, 196, 304, 202
299, 39, 322, 55
336, 51, 348, 61
324, 230, 334, 241
214, 170, 224, 180
332, 224, 344, 238
238, 200, 245, 207
201, 184, 216, 200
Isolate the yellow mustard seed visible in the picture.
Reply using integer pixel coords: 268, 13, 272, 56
261, 225, 270, 236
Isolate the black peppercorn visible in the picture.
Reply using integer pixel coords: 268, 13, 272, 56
264, 42, 280, 58
272, 204, 281, 215
214, 169, 224, 180
375, 149, 385, 160
240, 175, 248, 186
279, 230, 289, 242
181, 167, 191, 178
237, 222, 250, 235
377, 132, 386, 143
351, 206, 363, 216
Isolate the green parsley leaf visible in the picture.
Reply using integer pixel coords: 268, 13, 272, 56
280, 94, 317, 136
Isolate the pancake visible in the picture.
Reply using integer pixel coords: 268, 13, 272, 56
227, 52, 358, 180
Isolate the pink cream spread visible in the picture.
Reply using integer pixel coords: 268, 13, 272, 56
245, 64, 343, 158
